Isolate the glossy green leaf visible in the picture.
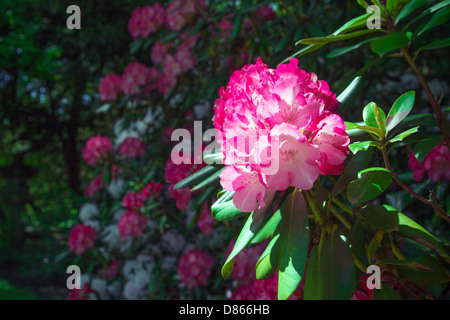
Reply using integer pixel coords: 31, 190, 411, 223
231, 11, 242, 39
395, 0, 428, 24
360, 204, 399, 232
255, 234, 280, 280
363, 102, 386, 135
420, 37, 450, 51
173, 165, 220, 190
355, 125, 384, 138
388, 126, 419, 143
277, 189, 310, 300
416, 5, 450, 37
375, 258, 433, 271
348, 219, 366, 264
331, 148, 374, 198
221, 204, 272, 279
413, 135, 444, 162
385, 91, 416, 133
211, 199, 245, 221
251, 209, 281, 245
349, 141, 380, 154
347, 168, 392, 204
190, 167, 224, 191
327, 38, 375, 58
320, 230, 357, 300
303, 245, 320, 300
370, 32, 411, 56
336, 76, 362, 110
297, 29, 382, 45
332, 12, 373, 36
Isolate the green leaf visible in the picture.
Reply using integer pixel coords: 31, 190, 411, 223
297, 29, 383, 45
221, 204, 272, 279
190, 167, 224, 191
283, 44, 325, 63
327, 38, 375, 59
367, 230, 384, 260
355, 125, 384, 138
211, 199, 245, 221
231, 11, 243, 40
331, 148, 374, 198
395, 0, 428, 24
173, 165, 220, 190
370, 32, 411, 56
360, 205, 399, 232
398, 254, 450, 285
420, 37, 450, 51
349, 141, 380, 154
332, 12, 374, 36
363, 102, 386, 135
277, 189, 310, 300
385, 91, 416, 133
336, 76, 362, 110
386, 0, 410, 17
373, 285, 403, 300
348, 220, 366, 264
251, 209, 282, 245
375, 258, 433, 271
303, 246, 320, 300
255, 234, 280, 280
388, 126, 419, 143
416, 5, 450, 37
413, 135, 443, 162
347, 167, 392, 204
319, 230, 357, 300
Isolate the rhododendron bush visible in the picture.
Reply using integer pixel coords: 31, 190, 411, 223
34, 0, 448, 300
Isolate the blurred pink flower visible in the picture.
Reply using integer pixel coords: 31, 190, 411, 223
84, 172, 105, 198
197, 203, 215, 235
225, 241, 265, 284
117, 211, 147, 240
128, 4, 165, 39
422, 142, 450, 182
142, 182, 164, 198
99, 73, 122, 101
122, 61, 157, 96
68, 283, 96, 300
408, 152, 425, 182
121, 190, 147, 211
82, 135, 113, 167
151, 41, 169, 65
178, 250, 214, 288
69, 224, 98, 255
118, 137, 146, 159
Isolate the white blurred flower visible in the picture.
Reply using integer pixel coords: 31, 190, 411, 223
107, 178, 125, 199
79, 203, 99, 223
102, 224, 122, 250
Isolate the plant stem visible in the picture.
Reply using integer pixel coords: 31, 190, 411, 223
331, 197, 353, 215
329, 205, 352, 230
380, 143, 450, 223
400, 47, 450, 145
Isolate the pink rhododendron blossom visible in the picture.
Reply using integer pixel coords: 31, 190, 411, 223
422, 142, 450, 182
254, 5, 277, 21
69, 224, 98, 255
231, 274, 300, 300
151, 41, 169, 65
122, 191, 147, 211
118, 137, 146, 159
214, 58, 348, 212
68, 283, 96, 300
408, 142, 450, 182
117, 211, 147, 240
177, 250, 214, 288
166, 0, 204, 31
128, 4, 165, 40
408, 152, 425, 182
99, 74, 122, 101
84, 172, 105, 198
82, 135, 113, 167
142, 182, 164, 198
122, 62, 157, 95
99, 260, 121, 279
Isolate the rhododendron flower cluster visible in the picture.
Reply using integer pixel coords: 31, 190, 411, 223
82, 135, 113, 167
177, 250, 214, 289
117, 211, 148, 240
214, 58, 349, 212
231, 273, 300, 300
118, 137, 146, 159
128, 4, 165, 40
121, 61, 158, 96
165, 0, 204, 31
84, 172, 105, 198
68, 224, 98, 255
408, 142, 450, 182
99, 74, 123, 101
225, 241, 265, 284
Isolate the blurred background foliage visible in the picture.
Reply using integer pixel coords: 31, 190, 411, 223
0, 0, 448, 299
